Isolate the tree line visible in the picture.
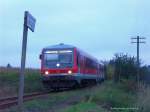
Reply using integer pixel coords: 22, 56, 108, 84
104, 53, 150, 85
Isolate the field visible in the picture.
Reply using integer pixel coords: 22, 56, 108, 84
0, 67, 44, 98
0, 67, 150, 112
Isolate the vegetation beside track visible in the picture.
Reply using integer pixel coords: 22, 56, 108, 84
1, 66, 150, 112
6, 81, 147, 112
0, 67, 44, 98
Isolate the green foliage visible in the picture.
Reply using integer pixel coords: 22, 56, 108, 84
24, 98, 56, 112
105, 64, 115, 80
24, 71, 44, 92
90, 82, 136, 108
108, 53, 150, 85
110, 53, 137, 82
2, 67, 147, 112
0, 68, 18, 86
7, 81, 138, 112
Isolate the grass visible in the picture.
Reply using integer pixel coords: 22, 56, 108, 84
1, 68, 149, 112
62, 102, 107, 112
0, 67, 44, 98
90, 82, 136, 107
60, 81, 138, 112
136, 85, 150, 112
6, 81, 139, 112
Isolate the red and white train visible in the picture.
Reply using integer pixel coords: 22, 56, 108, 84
39, 43, 104, 89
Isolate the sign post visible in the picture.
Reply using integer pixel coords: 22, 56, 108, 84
18, 11, 36, 111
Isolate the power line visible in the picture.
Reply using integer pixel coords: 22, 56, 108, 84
131, 36, 146, 85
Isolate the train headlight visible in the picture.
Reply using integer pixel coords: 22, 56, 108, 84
45, 71, 49, 75
56, 63, 60, 67
68, 70, 72, 74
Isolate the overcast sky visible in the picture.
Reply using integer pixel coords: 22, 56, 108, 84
0, 0, 150, 68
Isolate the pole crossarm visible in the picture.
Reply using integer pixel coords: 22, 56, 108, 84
131, 41, 146, 44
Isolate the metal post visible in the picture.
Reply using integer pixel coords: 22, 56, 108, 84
18, 12, 28, 111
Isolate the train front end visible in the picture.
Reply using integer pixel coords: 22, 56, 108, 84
40, 44, 78, 88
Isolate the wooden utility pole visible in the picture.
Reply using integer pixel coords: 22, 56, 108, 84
131, 36, 146, 85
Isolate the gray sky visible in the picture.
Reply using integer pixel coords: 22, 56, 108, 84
0, 0, 150, 68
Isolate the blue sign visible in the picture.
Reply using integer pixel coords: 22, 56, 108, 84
26, 11, 36, 32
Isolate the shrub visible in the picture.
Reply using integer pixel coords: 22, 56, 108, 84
109, 53, 137, 82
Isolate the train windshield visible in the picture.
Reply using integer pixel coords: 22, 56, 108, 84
43, 50, 73, 68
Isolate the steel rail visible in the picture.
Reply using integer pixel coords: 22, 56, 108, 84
0, 91, 50, 110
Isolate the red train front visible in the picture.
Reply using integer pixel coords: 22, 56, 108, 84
39, 43, 104, 89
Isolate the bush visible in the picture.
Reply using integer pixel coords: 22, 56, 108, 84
109, 53, 137, 82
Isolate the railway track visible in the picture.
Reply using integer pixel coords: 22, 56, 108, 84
0, 91, 50, 110
0, 86, 97, 110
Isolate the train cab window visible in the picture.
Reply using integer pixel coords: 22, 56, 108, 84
59, 53, 72, 64
43, 50, 73, 68
45, 53, 58, 61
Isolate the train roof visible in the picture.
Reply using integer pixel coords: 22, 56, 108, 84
43, 43, 75, 50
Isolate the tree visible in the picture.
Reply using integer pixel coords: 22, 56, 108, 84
110, 53, 137, 82
7, 63, 12, 68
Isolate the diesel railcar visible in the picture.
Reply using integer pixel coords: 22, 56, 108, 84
39, 43, 104, 89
